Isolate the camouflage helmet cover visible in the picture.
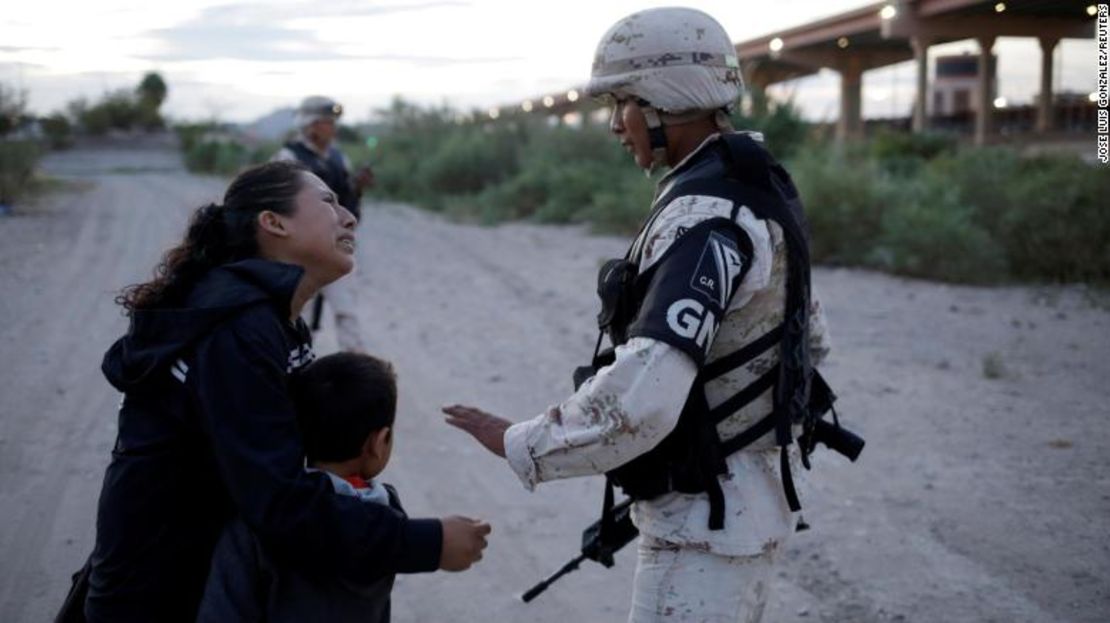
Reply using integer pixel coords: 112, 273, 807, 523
296, 95, 343, 128
585, 7, 744, 113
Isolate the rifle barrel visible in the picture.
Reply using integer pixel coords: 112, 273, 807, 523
520, 553, 587, 603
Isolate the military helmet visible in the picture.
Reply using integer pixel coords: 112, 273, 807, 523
296, 95, 343, 128
585, 7, 744, 114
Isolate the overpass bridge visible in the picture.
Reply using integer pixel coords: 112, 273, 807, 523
497, 1, 1096, 144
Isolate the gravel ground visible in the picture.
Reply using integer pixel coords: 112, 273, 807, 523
0, 143, 1107, 622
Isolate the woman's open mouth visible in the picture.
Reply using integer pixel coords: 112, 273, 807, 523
337, 234, 357, 254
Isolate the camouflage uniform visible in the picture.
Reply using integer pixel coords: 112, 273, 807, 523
506, 132, 829, 622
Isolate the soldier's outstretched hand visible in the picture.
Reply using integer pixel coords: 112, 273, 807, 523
442, 404, 510, 458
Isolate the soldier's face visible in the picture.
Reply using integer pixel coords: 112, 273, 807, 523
308, 118, 337, 146
609, 97, 653, 170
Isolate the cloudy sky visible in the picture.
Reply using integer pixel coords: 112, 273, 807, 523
0, 0, 1098, 123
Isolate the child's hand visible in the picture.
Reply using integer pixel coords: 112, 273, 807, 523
439, 516, 492, 572
442, 405, 511, 458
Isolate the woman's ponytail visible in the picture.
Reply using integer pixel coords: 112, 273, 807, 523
117, 161, 307, 312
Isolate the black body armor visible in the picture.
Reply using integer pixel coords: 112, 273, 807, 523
284, 141, 361, 219
581, 133, 862, 530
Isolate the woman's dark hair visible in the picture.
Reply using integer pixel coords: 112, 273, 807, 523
117, 160, 308, 311
291, 352, 398, 465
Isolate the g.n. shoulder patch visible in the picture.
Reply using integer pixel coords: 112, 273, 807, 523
628, 218, 752, 366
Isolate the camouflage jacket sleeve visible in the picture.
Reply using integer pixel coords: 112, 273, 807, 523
504, 336, 697, 490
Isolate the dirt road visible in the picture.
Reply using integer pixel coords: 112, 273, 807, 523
1, 143, 1107, 622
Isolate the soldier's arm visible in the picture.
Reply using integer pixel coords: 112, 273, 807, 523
504, 337, 697, 489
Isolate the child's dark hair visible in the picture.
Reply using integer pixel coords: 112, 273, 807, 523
117, 160, 308, 311
292, 352, 397, 465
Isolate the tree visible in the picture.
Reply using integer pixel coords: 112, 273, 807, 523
136, 72, 167, 130
137, 72, 167, 109
40, 113, 73, 149
0, 83, 28, 137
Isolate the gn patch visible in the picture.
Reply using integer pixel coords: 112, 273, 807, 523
628, 218, 752, 366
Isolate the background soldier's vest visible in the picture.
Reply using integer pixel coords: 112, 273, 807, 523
284, 141, 361, 220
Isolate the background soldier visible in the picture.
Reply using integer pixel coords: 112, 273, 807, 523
444, 8, 832, 622
274, 95, 373, 353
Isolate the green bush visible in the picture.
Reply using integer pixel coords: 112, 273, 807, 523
0, 140, 42, 205
184, 139, 256, 175
789, 144, 890, 265
420, 127, 519, 196
577, 171, 656, 234
869, 176, 1007, 282
869, 129, 957, 176
77, 90, 143, 135
40, 114, 73, 149
991, 154, 1110, 282
928, 148, 1110, 282
1, 84, 28, 137
732, 100, 809, 160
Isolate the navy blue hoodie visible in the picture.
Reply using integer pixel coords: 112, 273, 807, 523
85, 259, 441, 623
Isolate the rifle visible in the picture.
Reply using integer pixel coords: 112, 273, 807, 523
521, 497, 639, 603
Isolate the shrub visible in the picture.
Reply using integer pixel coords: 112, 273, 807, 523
928, 148, 1110, 282
578, 171, 656, 234
789, 144, 890, 265
869, 129, 957, 176
869, 176, 1007, 282
0, 84, 28, 137
732, 100, 809, 161
184, 139, 257, 175
419, 127, 519, 196
995, 155, 1110, 282
40, 114, 73, 149
0, 140, 42, 205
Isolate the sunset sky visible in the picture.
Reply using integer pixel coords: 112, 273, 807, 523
1, 0, 1098, 123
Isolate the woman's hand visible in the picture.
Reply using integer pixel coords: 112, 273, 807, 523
442, 405, 511, 458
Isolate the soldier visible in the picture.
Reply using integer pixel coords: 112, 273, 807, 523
444, 7, 832, 622
274, 96, 373, 352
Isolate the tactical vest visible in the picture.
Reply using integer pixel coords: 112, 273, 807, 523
284, 141, 361, 219
581, 133, 862, 531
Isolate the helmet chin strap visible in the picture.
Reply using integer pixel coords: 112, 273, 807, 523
713, 109, 734, 133
639, 102, 736, 176
639, 104, 669, 176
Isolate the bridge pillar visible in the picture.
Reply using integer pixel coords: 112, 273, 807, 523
836, 57, 863, 142
911, 36, 932, 133
975, 36, 996, 146
1037, 36, 1059, 133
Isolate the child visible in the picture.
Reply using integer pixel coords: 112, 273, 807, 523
198, 352, 442, 622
